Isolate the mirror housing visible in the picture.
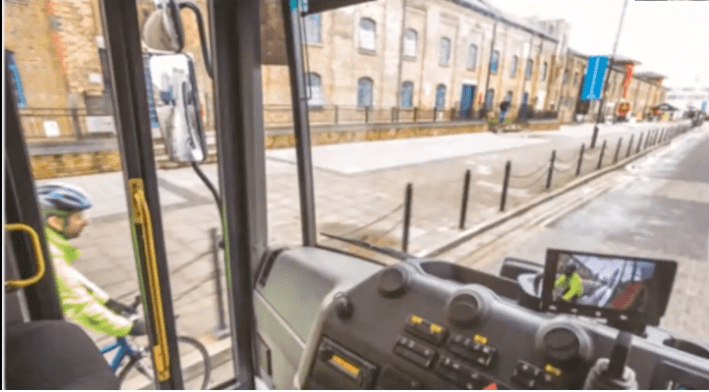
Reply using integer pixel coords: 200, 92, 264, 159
146, 53, 208, 163
142, 0, 185, 52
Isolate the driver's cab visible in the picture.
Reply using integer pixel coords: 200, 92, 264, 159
4, 0, 709, 390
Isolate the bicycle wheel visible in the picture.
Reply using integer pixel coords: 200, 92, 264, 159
117, 336, 212, 390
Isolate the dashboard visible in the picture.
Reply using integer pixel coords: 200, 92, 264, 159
254, 247, 709, 390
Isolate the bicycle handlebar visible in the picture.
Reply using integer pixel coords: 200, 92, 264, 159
125, 295, 142, 316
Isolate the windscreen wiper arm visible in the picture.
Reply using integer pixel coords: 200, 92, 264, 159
320, 232, 416, 262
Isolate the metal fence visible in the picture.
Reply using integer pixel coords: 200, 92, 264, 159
19, 104, 561, 143
19, 108, 91, 141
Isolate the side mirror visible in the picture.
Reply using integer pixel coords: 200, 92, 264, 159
147, 53, 208, 163
141, 0, 185, 52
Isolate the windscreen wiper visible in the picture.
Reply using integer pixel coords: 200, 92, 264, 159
320, 232, 416, 262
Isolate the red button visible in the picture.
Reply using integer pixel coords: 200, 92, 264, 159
483, 382, 498, 390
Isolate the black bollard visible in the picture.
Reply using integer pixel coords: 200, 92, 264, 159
500, 161, 511, 212
626, 134, 634, 158
402, 183, 413, 252
576, 143, 585, 177
613, 137, 623, 164
546, 150, 556, 190
459, 170, 472, 230
597, 140, 607, 170
636, 132, 644, 153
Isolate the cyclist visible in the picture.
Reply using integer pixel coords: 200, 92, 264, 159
554, 263, 584, 302
37, 183, 146, 338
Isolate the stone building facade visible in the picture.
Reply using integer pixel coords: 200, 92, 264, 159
6, 0, 670, 142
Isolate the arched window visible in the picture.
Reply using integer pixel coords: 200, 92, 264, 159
404, 29, 417, 58
490, 50, 500, 73
467, 44, 478, 69
440, 37, 451, 65
525, 59, 534, 80
435, 84, 447, 110
307, 73, 324, 107
359, 18, 376, 51
357, 77, 373, 107
401, 81, 414, 108
510, 55, 519, 78
562, 69, 569, 85
540, 62, 548, 82
305, 14, 322, 43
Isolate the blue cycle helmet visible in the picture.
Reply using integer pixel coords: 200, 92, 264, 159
36, 183, 92, 217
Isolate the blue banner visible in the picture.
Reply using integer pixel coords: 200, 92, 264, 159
581, 56, 609, 101
7, 52, 27, 108
702, 101, 707, 113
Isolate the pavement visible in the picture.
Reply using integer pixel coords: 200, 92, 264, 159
34, 119, 697, 386
437, 123, 709, 342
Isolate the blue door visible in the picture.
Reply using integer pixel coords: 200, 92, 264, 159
520, 92, 529, 119
460, 84, 476, 118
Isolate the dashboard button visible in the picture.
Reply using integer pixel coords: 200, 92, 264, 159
405, 315, 448, 346
394, 336, 437, 369
376, 365, 422, 389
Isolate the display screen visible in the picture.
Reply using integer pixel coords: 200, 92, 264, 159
541, 249, 677, 325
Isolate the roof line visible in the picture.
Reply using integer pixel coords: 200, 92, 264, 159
447, 0, 560, 43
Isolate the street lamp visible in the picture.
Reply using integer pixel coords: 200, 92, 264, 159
591, 0, 630, 149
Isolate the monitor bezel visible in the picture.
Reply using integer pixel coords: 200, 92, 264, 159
540, 248, 677, 326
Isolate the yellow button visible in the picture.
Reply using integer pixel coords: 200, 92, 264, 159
545, 364, 562, 377
430, 324, 443, 334
410, 315, 423, 324
474, 334, 488, 345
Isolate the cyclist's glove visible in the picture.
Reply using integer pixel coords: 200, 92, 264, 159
129, 318, 148, 336
106, 298, 131, 314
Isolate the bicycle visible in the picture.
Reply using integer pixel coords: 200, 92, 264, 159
99, 296, 212, 389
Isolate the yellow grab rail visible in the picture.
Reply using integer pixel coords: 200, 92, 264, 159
129, 179, 171, 382
5, 223, 46, 290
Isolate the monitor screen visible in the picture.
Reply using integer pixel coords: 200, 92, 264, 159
541, 249, 677, 326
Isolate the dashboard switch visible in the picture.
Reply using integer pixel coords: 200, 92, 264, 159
448, 333, 497, 368
404, 315, 448, 346
394, 336, 437, 368
375, 365, 422, 389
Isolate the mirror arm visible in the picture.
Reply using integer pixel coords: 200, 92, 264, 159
191, 162, 222, 213
178, 1, 214, 78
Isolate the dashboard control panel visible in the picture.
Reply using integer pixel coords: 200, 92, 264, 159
291, 259, 709, 390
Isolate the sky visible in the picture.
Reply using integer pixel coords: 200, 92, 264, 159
491, 0, 709, 89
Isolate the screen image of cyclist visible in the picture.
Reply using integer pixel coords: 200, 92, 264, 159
552, 252, 660, 312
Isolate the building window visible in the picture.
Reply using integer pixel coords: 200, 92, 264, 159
435, 84, 447, 110
403, 29, 417, 58
467, 44, 478, 69
307, 73, 324, 107
98, 49, 113, 92
401, 81, 414, 108
525, 59, 533, 80
563, 69, 569, 85
510, 55, 518, 78
540, 62, 548, 82
505, 91, 513, 104
357, 77, 373, 107
490, 50, 499, 73
359, 18, 376, 51
305, 14, 322, 44
573, 72, 579, 85
7, 51, 27, 108
440, 38, 451, 66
